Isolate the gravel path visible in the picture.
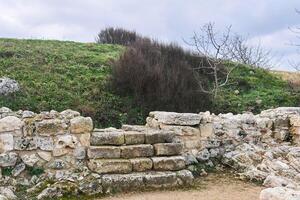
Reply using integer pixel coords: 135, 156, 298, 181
102, 173, 264, 200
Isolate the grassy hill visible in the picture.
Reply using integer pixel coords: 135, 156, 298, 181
0, 38, 298, 127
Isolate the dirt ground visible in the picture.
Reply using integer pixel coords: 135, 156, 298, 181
101, 173, 264, 200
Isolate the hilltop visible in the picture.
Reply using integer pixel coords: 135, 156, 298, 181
0, 38, 298, 127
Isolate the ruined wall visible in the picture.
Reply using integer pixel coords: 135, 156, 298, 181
0, 106, 299, 199
0, 107, 93, 175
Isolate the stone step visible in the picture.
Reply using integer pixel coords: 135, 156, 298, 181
87, 156, 186, 174
90, 128, 176, 146
153, 143, 183, 156
101, 170, 194, 192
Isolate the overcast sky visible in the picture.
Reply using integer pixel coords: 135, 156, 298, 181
1, 0, 300, 71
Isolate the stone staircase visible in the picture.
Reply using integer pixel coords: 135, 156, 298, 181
87, 125, 193, 189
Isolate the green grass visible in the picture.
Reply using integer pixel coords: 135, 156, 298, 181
0, 38, 145, 127
215, 63, 299, 114
0, 38, 298, 128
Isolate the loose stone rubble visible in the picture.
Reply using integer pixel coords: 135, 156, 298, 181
0, 107, 299, 199
0, 77, 19, 96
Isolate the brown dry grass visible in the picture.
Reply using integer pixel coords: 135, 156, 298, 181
272, 70, 300, 91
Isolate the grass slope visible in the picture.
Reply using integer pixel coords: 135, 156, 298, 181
0, 38, 298, 127
0, 38, 145, 127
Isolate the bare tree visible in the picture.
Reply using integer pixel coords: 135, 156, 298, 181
186, 22, 237, 99
186, 22, 275, 99
230, 35, 274, 69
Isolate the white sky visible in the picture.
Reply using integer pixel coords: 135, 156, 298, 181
1, 0, 300, 71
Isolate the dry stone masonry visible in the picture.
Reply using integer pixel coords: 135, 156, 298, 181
0, 106, 299, 199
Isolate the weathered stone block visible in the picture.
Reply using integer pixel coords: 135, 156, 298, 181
78, 132, 90, 146
70, 116, 93, 134
145, 130, 175, 144
154, 143, 183, 156
88, 159, 132, 174
200, 123, 214, 138
35, 119, 67, 136
91, 128, 124, 145
0, 152, 18, 167
60, 109, 80, 119
0, 133, 14, 153
73, 146, 86, 159
20, 153, 40, 166
47, 159, 68, 169
88, 146, 120, 159
160, 124, 200, 137
144, 171, 178, 188
130, 158, 153, 172
35, 136, 54, 151
0, 116, 23, 136
124, 131, 145, 145
152, 156, 185, 171
149, 111, 201, 126
37, 151, 52, 162
176, 170, 194, 185
122, 125, 147, 132
120, 144, 154, 158
102, 173, 145, 191
14, 136, 37, 151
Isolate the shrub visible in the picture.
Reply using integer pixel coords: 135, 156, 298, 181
97, 27, 141, 46
110, 38, 213, 113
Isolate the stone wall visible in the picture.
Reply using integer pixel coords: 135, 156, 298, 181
0, 107, 93, 174
0, 106, 299, 199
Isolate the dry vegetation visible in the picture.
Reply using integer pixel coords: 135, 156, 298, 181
272, 70, 300, 91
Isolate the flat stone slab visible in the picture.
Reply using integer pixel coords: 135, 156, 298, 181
149, 111, 201, 126
145, 130, 175, 144
88, 146, 120, 159
120, 144, 154, 158
124, 131, 145, 144
122, 125, 148, 132
152, 156, 186, 171
130, 158, 153, 172
88, 159, 132, 174
101, 170, 194, 191
91, 128, 124, 146
153, 143, 183, 156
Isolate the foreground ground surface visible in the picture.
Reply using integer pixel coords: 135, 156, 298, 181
101, 173, 264, 200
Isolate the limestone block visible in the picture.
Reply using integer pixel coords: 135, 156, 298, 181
146, 117, 160, 128
88, 146, 120, 159
60, 109, 80, 119
124, 131, 145, 144
160, 124, 200, 137
91, 128, 124, 145
176, 169, 194, 185
53, 134, 78, 157
70, 116, 93, 134
130, 158, 153, 172
35, 136, 54, 151
78, 132, 90, 147
153, 143, 183, 156
152, 156, 185, 171
12, 162, 26, 177
14, 136, 37, 150
101, 173, 145, 191
122, 125, 147, 132
0, 152, 18, 167
149, 111, 201, 126
35, 119, 67, 136
20, 153, 40, 166
37, 151, 52, 162
88, 159, 132, 174
145, 130, 175, 144
120, 144, 154, 158
259, 187, 300, 200
47, 159, 68, 169
73, 146, 86, 160
0, 133, 14, 153
144, 171, 178, 188
200, 123, 214, 138
0, 116, 23, 136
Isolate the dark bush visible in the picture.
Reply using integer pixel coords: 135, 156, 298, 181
97, 27, 141, 46
110, 38, 213, 113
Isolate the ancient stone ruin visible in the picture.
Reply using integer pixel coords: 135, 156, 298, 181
0, 107, 299, 199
